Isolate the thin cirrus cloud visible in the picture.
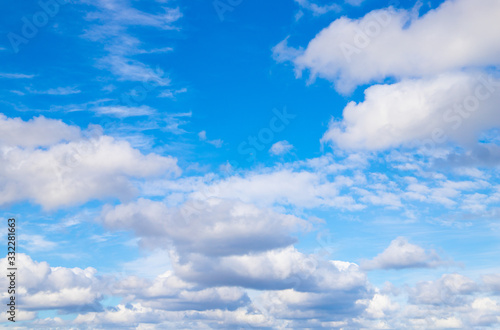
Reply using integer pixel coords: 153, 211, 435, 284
100, 197, 310, 256
26, 86, 81, 95
294, 0, 341, 15
18, 234, 58, 252
91, 104, 156, 118
81, 0, 181, 84
294, 0, 366, 16
0, 72, 35, 79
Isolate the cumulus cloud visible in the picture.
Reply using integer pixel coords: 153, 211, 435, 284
255, 287, 369, 326
101, 197, 310, 256
73, 304, 275, 329
0, 254, 105, 312
99, 194, 372, 321
173, 246, 368, 292
321, 72, 500, 150
276, 0, 500, 152
0, 115, 180, 209
270, 140, 294, 156
0, 114, 81, 148
482, 274, 500, 293
361, 237, 445, 270
409, 273, 478, 306
112, 270, 250, 312
277, 0, 500, 93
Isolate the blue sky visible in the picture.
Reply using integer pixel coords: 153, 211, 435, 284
2, 0, 500, 328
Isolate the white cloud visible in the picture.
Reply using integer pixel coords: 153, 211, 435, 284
361, 237, 444, 270
198, 130, 207, 140
173, 245, 368, 292
73, 304, 275, 328
84, 0, 182, 29
294, 0, 341, 15
409, 273, 478, 306
120, 249, 173, 279
270, 140, 294, 156
361, 293, 399, 319
278, 0, 500, 93
0, 254, 104, 312
469, 297, 500, 326
19, 234, 58, 252
256, 286, 369, 324
198, 130, 223, 148
0, 114, 81, 148
193, 168, 363, 210
321, 72, 500, 150
344, 0, 364, 6
279, 0, 500, 154
99, 194, 372, 317
0, 72, 35, 79
99, 55, 170, 85
27, 86, 81, 95
140, 152, 500, 219
0, 115, 180, 209
482, 274, 500, 293
101, 197, 309, 256
272, 37, 304, 63
162, 112, 191, 134
82, 0, 181, 84
91, 105, 156, 117
159, 87, 187, 98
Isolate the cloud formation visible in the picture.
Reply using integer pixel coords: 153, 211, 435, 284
0, 115, 180, 209
0, 254, 105, 312
321, 72, 500, 150
361, 237, 445, 270
278, 0, 500, 93
270, 140, 294, 156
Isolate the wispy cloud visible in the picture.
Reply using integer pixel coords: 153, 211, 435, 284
294, 0, 341, 15
91, 105, 156, 118
82, 0, 182, 84
159, 87, 187, 99
199, 130, 223, 148
19, 234, 58, 252
0, 72, 35, 79
27, 86, 81, 95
